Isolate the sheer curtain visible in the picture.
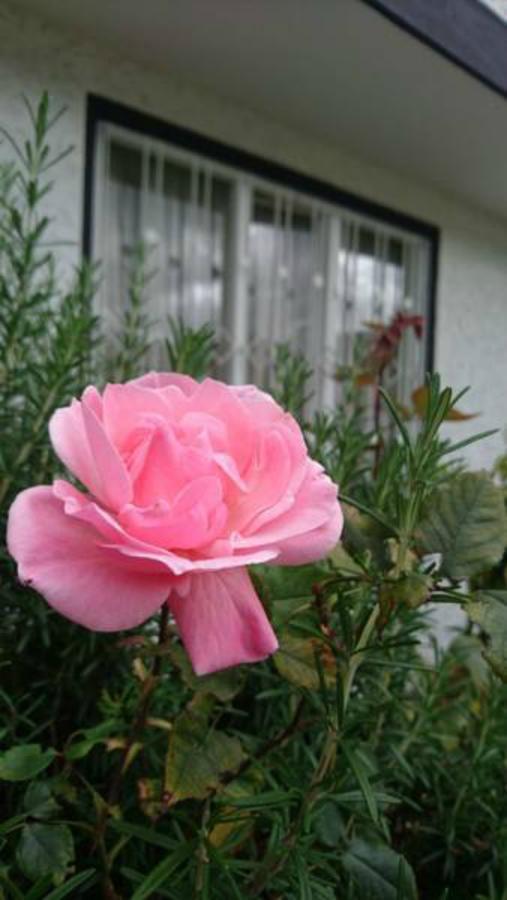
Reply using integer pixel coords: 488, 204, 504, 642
95, 122, 431, 405
97, 126, 230, 367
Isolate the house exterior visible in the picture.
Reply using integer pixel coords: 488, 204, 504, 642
2, 0, 507, 468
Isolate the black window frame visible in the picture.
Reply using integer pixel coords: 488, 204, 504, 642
83, 92, 439, 372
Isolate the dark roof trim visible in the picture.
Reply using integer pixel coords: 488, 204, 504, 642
361, 0, 507, 102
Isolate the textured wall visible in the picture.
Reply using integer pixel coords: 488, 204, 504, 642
1, 0, 506, 469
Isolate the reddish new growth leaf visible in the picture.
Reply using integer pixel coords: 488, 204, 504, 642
367, 312, 424, 376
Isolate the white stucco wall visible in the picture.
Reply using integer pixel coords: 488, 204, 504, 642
1, 0, 506, 470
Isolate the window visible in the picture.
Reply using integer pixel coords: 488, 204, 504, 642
87, 97, 436, 408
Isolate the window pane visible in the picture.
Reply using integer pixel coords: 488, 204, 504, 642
99, 128, 232, 366
95, 122, 432, 408
246, 189, 326, 390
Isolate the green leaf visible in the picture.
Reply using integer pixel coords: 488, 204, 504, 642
23, 874, 54, 900
16, 822, 74, 883
0, 745, 55, 782
330, 544, 364, 575
0, 814, 26, 836
381, 573, 432, 611
343, 745, 379, 825
341, 502, 392, 565
342, 839, 418, 900
39, 869, 96, 899
65, 718, 121, 760
109, 819, 176, 849
468, 590, 507, 680
23, 782, 59, 820
217, 789, 298, 809
165, 709, 245, 802
379, 386, 414, 459
313, 800, 346, 847
274, 634, 335, 690
168, 644, 244, 701
130, 842, 195, 900
448, 634, 490, 690
418, 472, 507, 578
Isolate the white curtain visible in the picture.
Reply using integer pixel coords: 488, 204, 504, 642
96, 124, 430, 406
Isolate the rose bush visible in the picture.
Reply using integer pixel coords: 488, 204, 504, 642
7, 373, 342, 674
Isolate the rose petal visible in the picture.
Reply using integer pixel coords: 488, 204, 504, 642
7, 486, 171, 631
274, 502, 344, 564
80, 401, 132, 509
130, 371, 197, 395
232, 462, 340, 553
167, 567, 278, 674
102, 383, 182, 452
52, 479, 193, 576
49, 396, 132, 510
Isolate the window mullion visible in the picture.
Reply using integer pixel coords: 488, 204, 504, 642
321, 213, 341, 409
227, 179, 251, 383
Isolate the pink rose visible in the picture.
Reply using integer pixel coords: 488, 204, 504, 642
7, 374, 342, 674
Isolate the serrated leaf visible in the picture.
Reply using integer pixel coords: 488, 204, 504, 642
380, 573, 432, 611
418, 473, 507, 578
448, 634, 490, 690
23, 782, 59, 820
0, 745, 55, 782
342, 839, 418, 900
313, 800, 346, 847
165, 709, 245, 803
468, 590, 507, 680
330, 544, 364, 575
168, 644, 244, 701
274, 634, 335, 690
16, 823, 74, 883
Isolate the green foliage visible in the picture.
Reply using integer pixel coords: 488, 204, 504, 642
419, 472, 507, 578
468, 591, 507, 680
2, 95, 507, 900
165, 706, 245, 802
16, 822, 74, 883
271, 342, 313, 420
342, 838, 418, 900
165, 316, 216, 378
0, 746, 56, 782
106, 242, 154, 382
0, 93, 97, 510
